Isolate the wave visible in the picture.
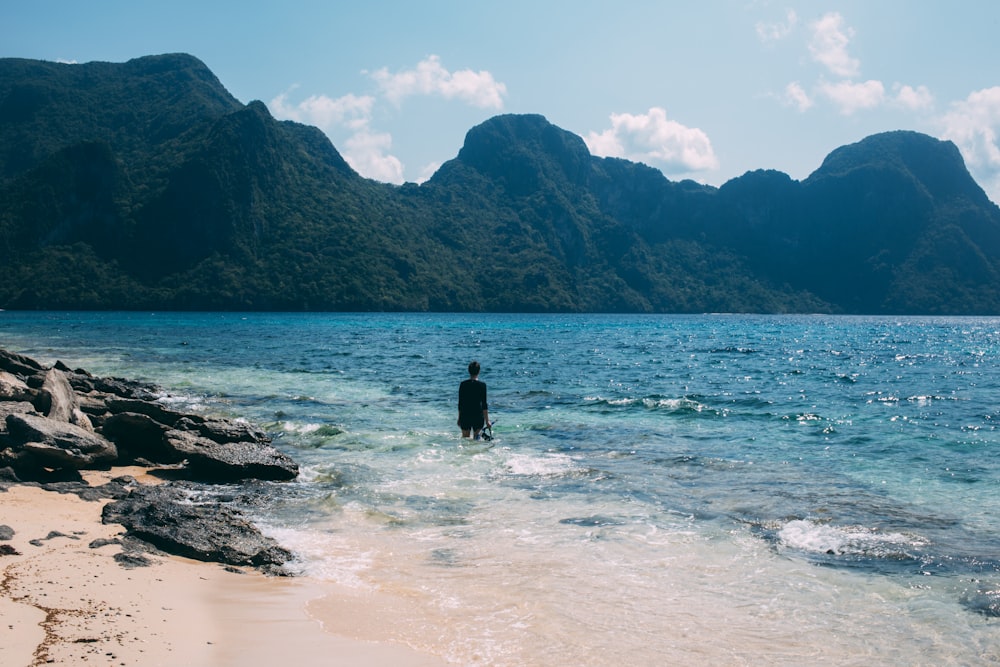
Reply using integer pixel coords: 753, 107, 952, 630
777, 519, 926, 557
707, 346, 759, 355
583, 395, 723, 416
868, 393, 959, 405
502, 451, 583, 478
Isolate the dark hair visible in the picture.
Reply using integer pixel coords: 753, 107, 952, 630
468, 360, 481, 376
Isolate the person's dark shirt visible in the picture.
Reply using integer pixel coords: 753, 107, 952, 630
458, 379, 488, 420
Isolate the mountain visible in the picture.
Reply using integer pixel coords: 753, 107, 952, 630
2, 54, 999, 314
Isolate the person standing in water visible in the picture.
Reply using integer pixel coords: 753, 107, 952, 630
458, 360, 490, 439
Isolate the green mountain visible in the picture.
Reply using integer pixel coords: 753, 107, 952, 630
2, 54, 999, 314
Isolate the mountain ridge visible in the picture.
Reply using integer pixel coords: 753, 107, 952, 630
2, 54, 999, 314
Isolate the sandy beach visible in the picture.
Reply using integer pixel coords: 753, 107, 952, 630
0, 469, 449, 667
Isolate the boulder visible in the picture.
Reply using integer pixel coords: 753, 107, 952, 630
0, 371, 34, 402
68, 373, 159, 401
0, 401, 39, 456
102, 483, 292, 571
0, 401, 39, 422
175, 416, 268, 444
101, 412, 179, 464
106, 398, 187, 427
0, 349, 45, 377
39, 368, 93, 430
5, 413, 117, 469
38, 474, 139, 501
76, 391, 112, 421
164, 429, 299, 482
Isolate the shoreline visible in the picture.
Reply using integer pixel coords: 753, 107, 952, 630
0, 469, 449, 667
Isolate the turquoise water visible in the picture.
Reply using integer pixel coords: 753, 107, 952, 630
3, 312, 999, 664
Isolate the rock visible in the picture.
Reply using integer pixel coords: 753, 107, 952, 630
101, 412, 180, 464
29, 530, 80, 546
0, 466, 22, 484
114, 551, 153, 568
39, 368, 93, 430
5, 413, 117, 469
102, 483, 292, 571
68, 374, 159, 401
88, 537, 122, 549
0, 349, 45, 377
0, 348, 301, 575
164, 429, 299, 482
0, 371, 34, 402
0, 524, 13, 540
39, 475, 139, 501
175, 416, 267, 444
102, 412, 298, 481
0, 402, 39, 457
0, 401, 39, 422
106, 398, 187, 427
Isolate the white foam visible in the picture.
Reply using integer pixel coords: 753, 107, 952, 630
503, 451, 580, 477
262, 524, 374, 586
777, 519, 922, 555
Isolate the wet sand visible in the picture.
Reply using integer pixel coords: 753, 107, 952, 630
0, 471, 449, 667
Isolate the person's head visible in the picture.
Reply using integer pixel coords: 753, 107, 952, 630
468, 360, 481, 377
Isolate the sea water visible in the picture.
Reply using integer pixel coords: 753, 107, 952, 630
2, 312, 999, 665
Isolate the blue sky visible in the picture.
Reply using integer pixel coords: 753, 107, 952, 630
4, 1, 1000, 202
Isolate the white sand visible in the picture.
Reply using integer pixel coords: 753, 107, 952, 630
0, 472, 449, 666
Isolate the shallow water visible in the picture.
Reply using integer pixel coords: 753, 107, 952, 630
3, 312, 1000, 664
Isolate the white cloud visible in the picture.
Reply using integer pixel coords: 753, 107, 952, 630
370, 55, 506, 109
270, 88, 374, 130
343, 128, 405, 184
584, 107, 719, 174
269, 88, 404, 183
809, 12, 860, 78
771, 11, 935, 124
268, 56, 506, 183
756, 9, 798, 43
783, 81, 813, 112
893, 83, 934, 111
417, 161, 441, 184
817, 79, 885, 115
939, 87, 1000, 201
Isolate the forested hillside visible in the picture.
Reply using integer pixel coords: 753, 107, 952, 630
2, 54, 999, 313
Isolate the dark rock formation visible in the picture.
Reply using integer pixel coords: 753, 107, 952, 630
0, 347, 300, 573
163, 428, 298, 482
0, 348, 298, 483
100, 411, 298, 482
0, 349, 46, 377
102, 483, 291, 572
5, 413, 117, 468
0, 370, 33, 401
38, 368, 93, 429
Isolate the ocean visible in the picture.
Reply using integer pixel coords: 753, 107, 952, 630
2, 311, 999, 665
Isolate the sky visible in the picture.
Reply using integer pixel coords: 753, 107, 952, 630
4, 1, 1000, 203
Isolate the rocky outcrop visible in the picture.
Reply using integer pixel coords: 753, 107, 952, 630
0, 370, 33, 401
5, 412, 117, 468
0, 348, 298, 482
102, 484, 292, 572
0, 348, 300, 574
39, 367, 93, 429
